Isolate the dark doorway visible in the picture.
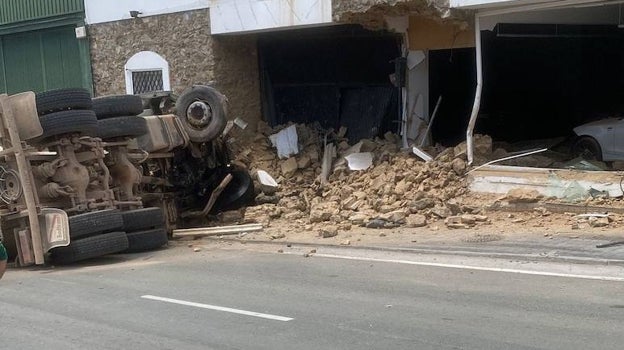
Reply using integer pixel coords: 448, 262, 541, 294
258, 25, 402, 142
429, 48, 476, 146
479, 24, 624, 143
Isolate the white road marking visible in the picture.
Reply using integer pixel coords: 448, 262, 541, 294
141, 295, 294, 321
310, 253, 624, 282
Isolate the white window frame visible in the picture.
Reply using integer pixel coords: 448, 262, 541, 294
124, 51, 171, 94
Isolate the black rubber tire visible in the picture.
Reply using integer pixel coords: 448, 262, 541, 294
572, 136, 603, 161
123, 228, 168, 253
69, 210, 124, 239
93, 95, 144, 119
97, 116, 148, 139
121, 207, 165, 232
38, 110, 98, 139
175, 85, 227, 142
213, 170, 255, 213
50, 231, 129, 265
36, 88, 92, 115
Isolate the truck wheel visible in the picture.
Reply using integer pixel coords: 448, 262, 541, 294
213, 170, 255, 213
123, 228, 168, 253
69, 210, 124, 239
93, 95, 144, 119
38, 110, 98, 139
121, 207, 165, 232
36, 88, 92, 115
50, 231, 129, 265
97, 116, 148, 139
175, 85, 227, 143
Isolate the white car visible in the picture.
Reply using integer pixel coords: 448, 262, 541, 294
572, 118, 624, 161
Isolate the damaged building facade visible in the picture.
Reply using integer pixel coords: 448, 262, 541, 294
83, 0, 474, 145
2, 0, 621, 206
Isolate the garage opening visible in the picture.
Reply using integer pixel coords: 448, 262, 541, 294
430, 4, 624, 172
258, 25, 402, 142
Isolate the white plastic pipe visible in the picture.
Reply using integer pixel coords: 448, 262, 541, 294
466, 14, 482, 165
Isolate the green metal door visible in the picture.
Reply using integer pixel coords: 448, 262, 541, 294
0, 25, 85, 94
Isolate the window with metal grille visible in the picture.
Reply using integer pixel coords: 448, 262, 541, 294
132, 70, 164, 94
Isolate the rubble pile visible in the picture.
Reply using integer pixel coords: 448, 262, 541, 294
231, 122, 495, 232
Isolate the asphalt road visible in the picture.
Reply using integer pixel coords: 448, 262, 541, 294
1, 244, 623, 350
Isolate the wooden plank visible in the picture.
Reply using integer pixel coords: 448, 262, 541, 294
172, 224, 263, 237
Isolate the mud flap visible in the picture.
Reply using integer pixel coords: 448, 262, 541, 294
12, 208, 70, 266
39, 208, 70, 251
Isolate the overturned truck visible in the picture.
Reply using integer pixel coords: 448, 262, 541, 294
0, 85, 250, 266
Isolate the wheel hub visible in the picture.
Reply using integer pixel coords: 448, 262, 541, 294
186, 101, 213, 129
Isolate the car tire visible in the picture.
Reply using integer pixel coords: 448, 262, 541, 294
572, 136, 603, 161
38, 110, 98, 139
93, 95, 144, 119
69, 210, 124, 239
36, 88, 92, 115
50, 231, 129, 265
121, 207, 165, 232
175, 85, 227, 143
123, 228, 168, 253
97, 116, 148, 139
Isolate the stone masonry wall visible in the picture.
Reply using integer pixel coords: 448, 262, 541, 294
88, 9, 262, 126
333, 0, 468, 29
212, 35, 262, 132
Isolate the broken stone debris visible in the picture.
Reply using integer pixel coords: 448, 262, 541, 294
231, 122, 497, 233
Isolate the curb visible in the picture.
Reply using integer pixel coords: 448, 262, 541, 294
205, 237, 624, 267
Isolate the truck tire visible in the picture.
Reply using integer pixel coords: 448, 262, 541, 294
97, 116, 148, 139
123, 228, 168, 253
50, 231, 129, 265
175, 85, 227, 143
213, 170, 255, 213
93, 95, 144, 119
121, 207, 165, 232
36, 88, 92, 115
69, 210, 124, 239
38, 110, 98, 139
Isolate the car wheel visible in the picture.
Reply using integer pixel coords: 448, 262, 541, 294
572, 136, 603, 161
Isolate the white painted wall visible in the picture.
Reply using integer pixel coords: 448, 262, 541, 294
85, 0, 209, 24
209, 0, 333, 34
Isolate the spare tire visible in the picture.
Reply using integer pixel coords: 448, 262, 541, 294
50, 231, 129, 265
38, 110, 98, 139
93, 95, 144, 119
36, 88, 93, 115
97, 116, 148, 139
175, 85, 227, 143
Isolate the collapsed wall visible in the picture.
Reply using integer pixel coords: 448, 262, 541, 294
230, 123, 495, 232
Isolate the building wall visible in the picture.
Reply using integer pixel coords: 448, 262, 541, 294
88, 9, 262, 126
